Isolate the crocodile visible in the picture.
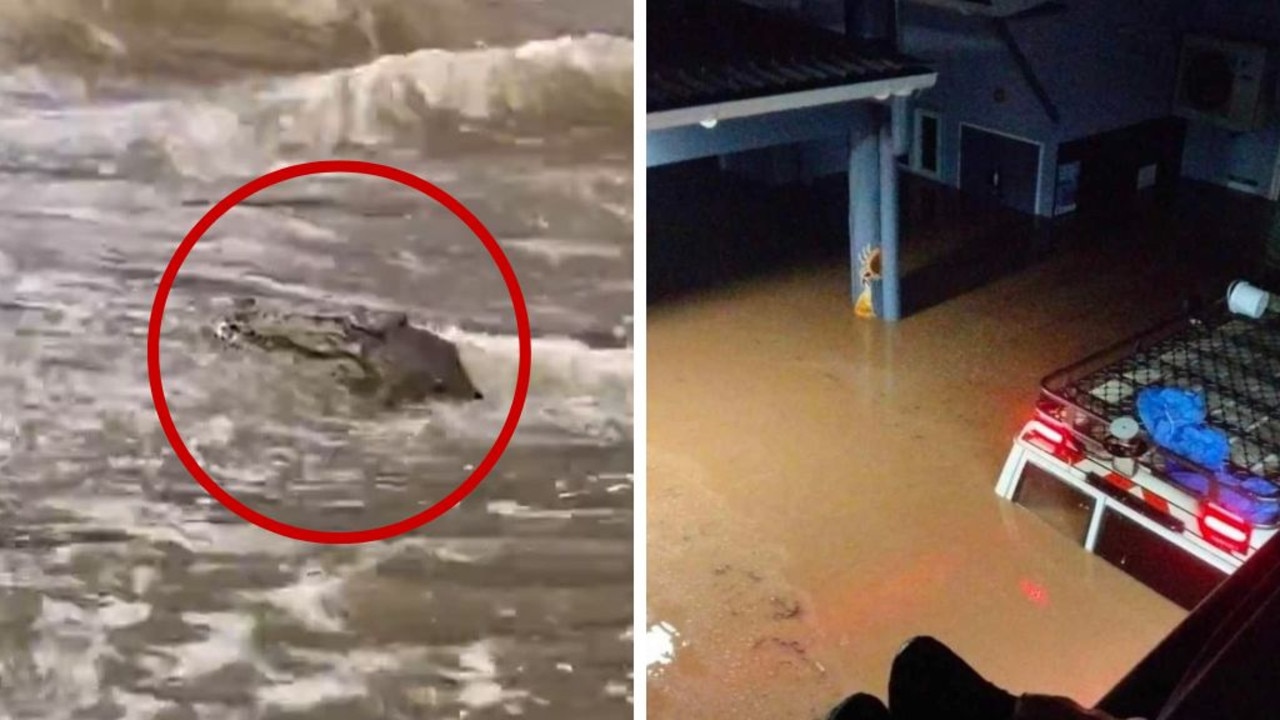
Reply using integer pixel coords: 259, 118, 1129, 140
214, 297, 484, 406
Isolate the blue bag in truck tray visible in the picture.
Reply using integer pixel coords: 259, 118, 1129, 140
1136, 387, 1230, 471
1136, 386, 1280, 525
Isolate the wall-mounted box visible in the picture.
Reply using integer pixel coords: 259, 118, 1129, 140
1173, 33, 1273, 133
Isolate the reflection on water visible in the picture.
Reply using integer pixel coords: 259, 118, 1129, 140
0, 0, 632, 717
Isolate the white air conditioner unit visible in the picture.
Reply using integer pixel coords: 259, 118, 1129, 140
1173, 34, 1272, 133
906, 0, 1060, 18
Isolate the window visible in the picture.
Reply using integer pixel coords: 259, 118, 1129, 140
913, 109, 941, 178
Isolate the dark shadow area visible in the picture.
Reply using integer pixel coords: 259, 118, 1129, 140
1094, 508, 1227, 611
895, 173, 1047, 316
648, 158, 1046, 310
1099, 516, 1280, 720
649, 155, 1278, 314
648, 158, 848, 304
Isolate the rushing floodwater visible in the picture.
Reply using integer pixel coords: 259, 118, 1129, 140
0, 1, 633, 718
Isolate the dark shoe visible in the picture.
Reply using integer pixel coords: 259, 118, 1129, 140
888, 636, 1017, 720
826, 692, 891, 720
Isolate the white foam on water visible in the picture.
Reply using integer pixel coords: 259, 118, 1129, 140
113, 691, 171, 720
504, 236, 626, 265
444, 327, 632, 420
257, 674, 365, 713
443, 639, 529, 710
246, 564, 348, 634
22, 594, 118, 718
97, 597, 151, 629
257, 676, 363, 707
264, 33, 630, 148
149, 611, 257, 681
646, 622, 681, 673
254, 644, 435, 714
36, 496, 308, 556
0, 33, 632, 182
487, 499, 617, 520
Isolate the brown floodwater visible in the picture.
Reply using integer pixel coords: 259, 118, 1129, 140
645, 217, 1218, 719
0, 2, 633, 717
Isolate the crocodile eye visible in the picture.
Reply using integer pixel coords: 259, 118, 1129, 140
215, 321, 240, 341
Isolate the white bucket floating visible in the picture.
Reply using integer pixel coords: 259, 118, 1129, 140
1227, 279, 1272, 319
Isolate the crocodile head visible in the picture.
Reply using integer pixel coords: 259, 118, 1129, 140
214, 298, 484, 405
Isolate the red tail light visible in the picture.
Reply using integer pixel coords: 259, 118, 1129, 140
1199, 504, 1251, 554
1025, 419, 1083, 462
1028, 420, 1065, 446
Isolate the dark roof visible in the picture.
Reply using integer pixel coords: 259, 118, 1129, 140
648, 0, 936, 115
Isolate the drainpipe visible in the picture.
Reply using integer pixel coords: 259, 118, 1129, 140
886, 0, 907, 321
880, 106, 901, 322
844, 0, 895, 47
892, 94, 910, 158
898, 0, 906, 49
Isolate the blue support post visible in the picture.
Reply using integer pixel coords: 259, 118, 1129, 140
849, 105, 881, 315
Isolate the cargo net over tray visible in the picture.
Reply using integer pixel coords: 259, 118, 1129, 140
1042, 307, 1280, 526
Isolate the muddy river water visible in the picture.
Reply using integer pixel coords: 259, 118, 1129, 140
0, 1, 633, 717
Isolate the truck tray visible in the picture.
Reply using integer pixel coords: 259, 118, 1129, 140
1040, 302, 1280, 524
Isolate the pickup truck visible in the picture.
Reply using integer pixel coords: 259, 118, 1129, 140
995, 280, 1280, 608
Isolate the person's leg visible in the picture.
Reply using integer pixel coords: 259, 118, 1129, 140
883, 637, 1137, 720
826, 692, 891, 720
1013, 695, 1126, 720
887, 636, 1018, 720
